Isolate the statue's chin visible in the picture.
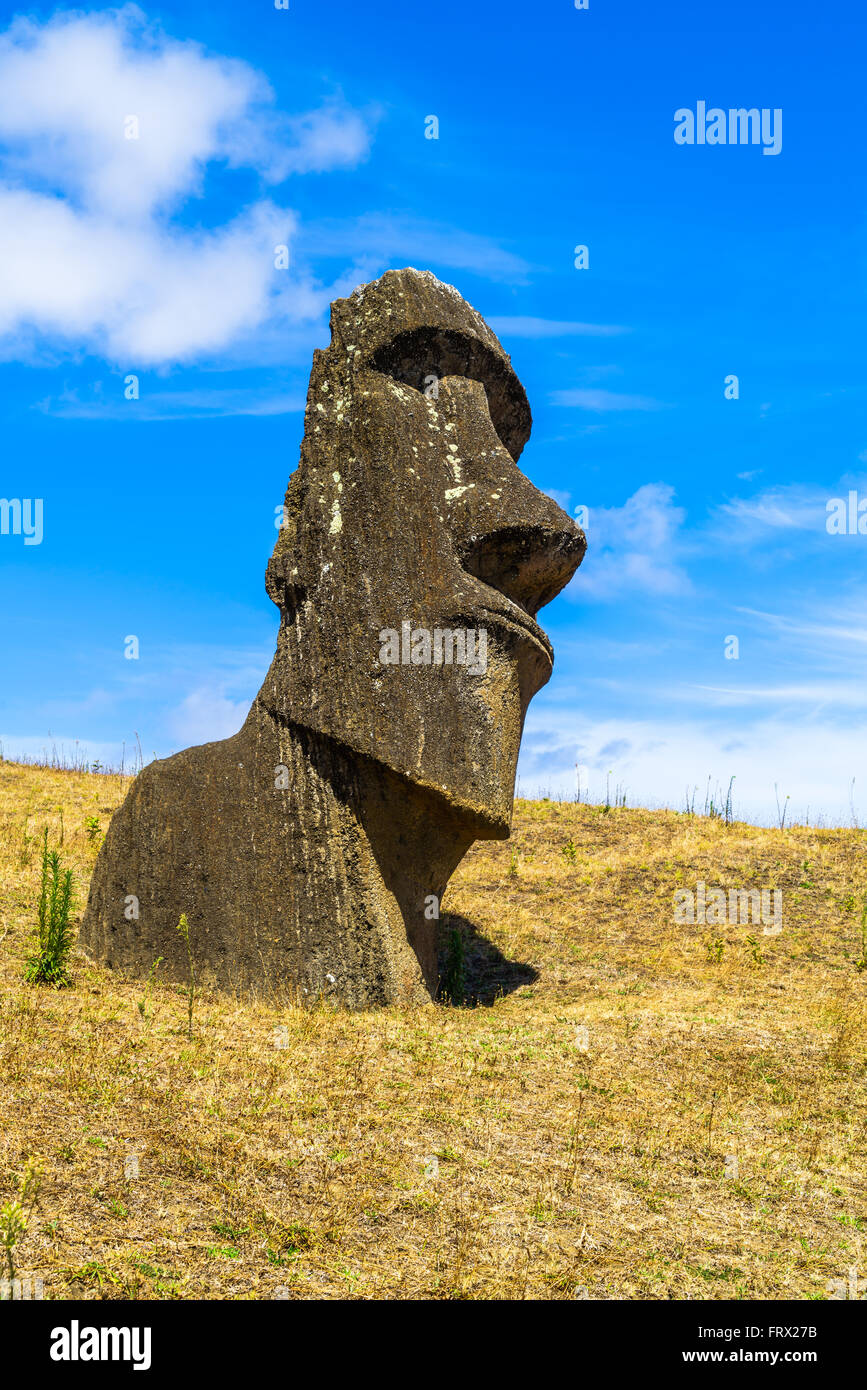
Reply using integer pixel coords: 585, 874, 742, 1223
355, 731, 519, 841
375, 766, 515, 842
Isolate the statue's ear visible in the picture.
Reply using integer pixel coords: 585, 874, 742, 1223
265, 504, 308, 613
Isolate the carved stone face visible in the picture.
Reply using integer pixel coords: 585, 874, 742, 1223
79, 267, 586, 1009
260, 268, 585, 837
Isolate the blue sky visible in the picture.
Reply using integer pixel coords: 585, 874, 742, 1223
1, 0, 866, 825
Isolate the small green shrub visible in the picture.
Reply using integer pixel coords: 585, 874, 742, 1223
0, 1160, 41, 1283
744, 933, 764, 966
25, 829, 75, 987
84, 815, 103, 844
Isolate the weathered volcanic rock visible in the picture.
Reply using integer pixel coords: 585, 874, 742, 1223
79, 268, 586, 1007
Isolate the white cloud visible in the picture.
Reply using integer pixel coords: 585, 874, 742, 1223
543, 488, 572, 511
0, 192, 301, 362
569, 483, 691, 601
168, 687, 249, 745
0, 6, 373, 364
0, 732, 128, 770
0, 6, 258, 217
263, 105, 372, 178
517, 709, 867, 828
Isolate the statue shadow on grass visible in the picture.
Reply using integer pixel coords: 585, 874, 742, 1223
435, 912, 538, 1007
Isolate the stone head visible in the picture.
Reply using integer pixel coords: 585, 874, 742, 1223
260, 267, 585, 836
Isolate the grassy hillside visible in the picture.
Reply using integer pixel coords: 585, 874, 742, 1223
0, 759, 864, 1300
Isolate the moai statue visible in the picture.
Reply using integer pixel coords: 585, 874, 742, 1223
79, 268, 586, 1007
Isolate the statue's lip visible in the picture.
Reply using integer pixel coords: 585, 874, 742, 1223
474, 598, 554, 664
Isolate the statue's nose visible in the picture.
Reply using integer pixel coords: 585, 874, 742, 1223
458, 519, 585, 617
436, 375, 586, 615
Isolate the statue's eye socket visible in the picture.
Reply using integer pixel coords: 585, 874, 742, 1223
367, 326, 530, 463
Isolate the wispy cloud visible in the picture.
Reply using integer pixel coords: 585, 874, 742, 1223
717, 485, 828, 533
568, 483, 691, 601
707, 478, 867, 554
550, 387, 665, 411
691, 681, 867, 709
735, 603, 867, 648
36, 384, 306, 420
488, 316, 628, 339
300, 213, 531, 283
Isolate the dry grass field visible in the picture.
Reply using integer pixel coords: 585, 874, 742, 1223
0, 758, 865, 1300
